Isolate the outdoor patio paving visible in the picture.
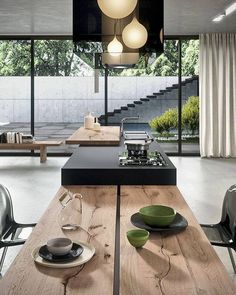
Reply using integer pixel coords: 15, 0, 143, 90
0, 122, 200, 154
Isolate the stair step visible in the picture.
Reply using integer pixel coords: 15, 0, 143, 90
153, 92, 164, 96
98, 75, 199, 122
185, 77, 198, 83
167, 85, 178, 90
107, 112, 114, 116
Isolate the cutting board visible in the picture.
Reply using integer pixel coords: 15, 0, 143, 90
65, 126, 120, 146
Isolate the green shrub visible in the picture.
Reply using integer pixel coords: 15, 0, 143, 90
149, 96, 199, 135
149, 108, 178, 135
182, 96, 199, 135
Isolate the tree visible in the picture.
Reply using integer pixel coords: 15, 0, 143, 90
0, 40, 31, 76
34, 40, 75, 76
120, 40, 199, 77
35, 41, 102, 76
182, 96, 199, 135
0, 40, 102, 76
0, 39, 199, 77
182, 40, 199, 76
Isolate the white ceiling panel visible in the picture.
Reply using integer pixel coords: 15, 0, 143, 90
0, 0, 235, 36
165, 0, 236, 35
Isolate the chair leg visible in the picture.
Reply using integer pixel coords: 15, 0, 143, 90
227, 247, 236, 274
0, 230, 17, 275
0, 247, 9, 274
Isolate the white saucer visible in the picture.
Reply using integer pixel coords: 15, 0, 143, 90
32, 240, 95, 268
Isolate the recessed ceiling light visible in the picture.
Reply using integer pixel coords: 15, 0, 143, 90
212, 14, 225, 22
225, 2, 236, 15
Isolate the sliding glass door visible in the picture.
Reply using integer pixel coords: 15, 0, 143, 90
0, 37, 199, 156
0, 40, 31, 152
181, 39, 200, 154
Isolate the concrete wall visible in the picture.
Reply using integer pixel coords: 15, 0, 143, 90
0, 76, 184, 123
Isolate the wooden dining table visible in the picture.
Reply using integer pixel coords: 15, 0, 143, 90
1, 185, 236, 295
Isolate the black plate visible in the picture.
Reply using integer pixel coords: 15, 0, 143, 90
38, 243, 84, 263
131, 212, 188, 232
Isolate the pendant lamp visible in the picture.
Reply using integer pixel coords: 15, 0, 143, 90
107, 20, 123, 56
122, 16, 148, 49
97, 0, 138, 19
108, 36, 123, 56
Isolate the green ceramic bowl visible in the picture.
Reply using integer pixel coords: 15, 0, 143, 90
126, 229, 150, 248
139, 205, 176, 227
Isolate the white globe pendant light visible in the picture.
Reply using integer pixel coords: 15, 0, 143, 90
97, 0, 138, 19
122, 17, 148, 49
108, 36, 123, 56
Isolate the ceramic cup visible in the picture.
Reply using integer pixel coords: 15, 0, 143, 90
46, 237, 73, 256
126, 229, 150, 248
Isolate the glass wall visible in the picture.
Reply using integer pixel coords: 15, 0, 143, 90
181, 40, 199, 154
148, 40, 179, 153
34, 40, 104, 153
0, 37, 199, 155
0, 40, 31, 152
106, 40, 180, 153
106, 39, 199, 155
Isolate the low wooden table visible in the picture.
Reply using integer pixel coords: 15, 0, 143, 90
1, 186, 236, 295
65, 126, 120, 146
0, 141, 63, 163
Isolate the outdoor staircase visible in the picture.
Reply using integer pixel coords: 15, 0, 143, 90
99, 75, 199, 124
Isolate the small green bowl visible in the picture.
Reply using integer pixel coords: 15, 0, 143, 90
139, 205, 176, 227
126, 229, 150, 248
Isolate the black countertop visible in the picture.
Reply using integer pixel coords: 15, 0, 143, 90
61, 141, 176, 185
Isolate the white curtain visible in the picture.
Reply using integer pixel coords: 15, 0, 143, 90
200, 33, 236, 157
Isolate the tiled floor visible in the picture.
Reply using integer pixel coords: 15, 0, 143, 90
0, 155, 235, 283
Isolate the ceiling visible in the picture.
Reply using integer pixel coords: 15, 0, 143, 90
0, 0, 235, 36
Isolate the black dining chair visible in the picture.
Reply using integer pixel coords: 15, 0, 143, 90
0, 184, 36, 276
200, 184, 236, 273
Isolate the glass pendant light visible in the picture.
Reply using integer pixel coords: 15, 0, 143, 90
108, 36, 123, 56
97, 0, 137, 19
107, 20, 123, 56
122, 16, 148, 49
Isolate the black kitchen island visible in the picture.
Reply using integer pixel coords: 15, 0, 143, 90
61, 141, 176, 185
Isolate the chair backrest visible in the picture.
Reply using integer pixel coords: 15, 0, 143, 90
0, 184, 14, 239
221, 184, 236, 243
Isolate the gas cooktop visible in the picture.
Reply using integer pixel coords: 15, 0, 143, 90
119, 151, 167, 167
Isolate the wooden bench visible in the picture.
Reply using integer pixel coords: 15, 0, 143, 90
0, 141, 63, 163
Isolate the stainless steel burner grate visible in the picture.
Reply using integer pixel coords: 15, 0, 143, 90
119, 151, 167, 167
